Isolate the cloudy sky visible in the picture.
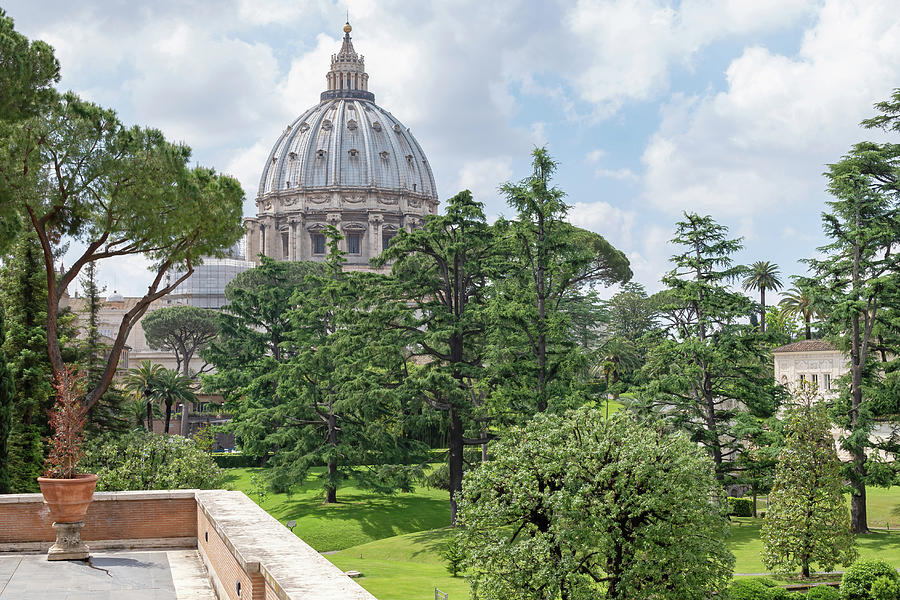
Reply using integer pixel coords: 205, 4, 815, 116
5, 0, 899, 298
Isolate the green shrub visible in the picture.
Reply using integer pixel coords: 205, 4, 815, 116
212, 453, 259, 469
870, 575, 900, 600
440, 537, 466, 577
727, 496, 754, 517
81, 430, 223, 490
840, 559, 899, 600
731, 578, 776, 600
806, 586, 840, 600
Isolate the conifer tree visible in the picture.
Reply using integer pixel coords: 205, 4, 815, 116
492, 148, 631, 413
762, 383, 856, 578
0, 232, 53, 491
77, 260, 126, 433
0, 310, 14, 493
638, 213, 783, 480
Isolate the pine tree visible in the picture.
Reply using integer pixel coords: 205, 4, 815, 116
762, 383, 856, 578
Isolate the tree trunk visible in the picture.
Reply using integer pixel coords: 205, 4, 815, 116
180, 401, 192, 437
448, 407, 464, 525
164, 401, 172, 434
849, 313, 869, 533
752, 490, 758, 519
801, 555, 810, 579
323, 410, 339, 504
325, 458, 337, 504
180, 356, 192, 437
804, 317, 811, 340
759, 287, 766, 333
146, 401, 153, 433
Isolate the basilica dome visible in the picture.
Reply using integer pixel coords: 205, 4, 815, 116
244, 23, 438, 269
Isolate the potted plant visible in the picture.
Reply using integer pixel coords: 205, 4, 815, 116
36, 365, 97, 560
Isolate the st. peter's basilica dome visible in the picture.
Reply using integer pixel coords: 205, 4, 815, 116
244, 23, 438, 268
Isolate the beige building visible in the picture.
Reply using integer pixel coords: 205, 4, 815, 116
773, 339, 844, 398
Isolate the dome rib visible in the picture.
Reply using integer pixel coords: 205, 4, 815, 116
258, 99, 437, 198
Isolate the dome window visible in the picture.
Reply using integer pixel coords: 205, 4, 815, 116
288, 152, 297, 160
393, 124, 402, 133
348, 149, 359, 157
347, 119, 358, 131
406, 154, 414, 163
299, 122, 310, 132
316, 149, 327, 159
379, 151, 389, 161
322, 119, 333, 131
271, 157, 277, 164
372, 122, 382, 132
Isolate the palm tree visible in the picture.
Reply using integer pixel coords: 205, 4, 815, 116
779, 286, 817, 340
151, 369, 197, 434
742, 261, 783, 333
123, 361, 164, 433
590, 337, 641, 417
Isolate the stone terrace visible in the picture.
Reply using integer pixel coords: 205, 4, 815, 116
0, 489, 376, 600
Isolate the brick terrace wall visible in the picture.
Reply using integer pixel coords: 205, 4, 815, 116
0, 490, 196, 547
1, 489, 376, 600
197, 504, 264, 600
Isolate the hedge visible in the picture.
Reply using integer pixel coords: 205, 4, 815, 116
727, 496, 754, 517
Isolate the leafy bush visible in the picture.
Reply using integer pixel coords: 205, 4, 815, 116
870, 575, 900, 600
806, 586, 840, 600
731, 578, 775, 600
81, 430, 223, 490
840, 559, 899, 600
727, 496, 754, 517
212, 453, 259, 469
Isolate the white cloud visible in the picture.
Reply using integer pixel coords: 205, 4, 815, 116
456, 157, 514, 206
568, 201, 636, 248
641, 0, 900, 218
556, 0, 815, 118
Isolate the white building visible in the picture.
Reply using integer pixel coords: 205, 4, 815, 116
773, 339, 844, 398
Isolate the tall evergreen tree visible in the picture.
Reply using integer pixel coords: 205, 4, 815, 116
0, 310, 14, 493
743, 261, 783, 333
202, 258, 325, 463
803, 161, 900, 533
492, 148, 631, 414
638, 213, 783, 480
373, 190, 496, 524
0, 232, 53, 491
77, 260, 126, 433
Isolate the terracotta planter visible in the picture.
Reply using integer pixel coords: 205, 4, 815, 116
37, 474, 98, 523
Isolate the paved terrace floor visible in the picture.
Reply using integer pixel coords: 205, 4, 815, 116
0, 549, 215, 600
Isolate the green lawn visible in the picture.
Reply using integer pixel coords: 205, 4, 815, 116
222, 467, 450, 551
729, 518, 900, 574
225, 468, 900, 599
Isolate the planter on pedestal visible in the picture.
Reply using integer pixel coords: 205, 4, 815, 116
37, 474, 98, 560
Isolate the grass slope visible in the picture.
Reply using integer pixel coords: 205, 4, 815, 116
223, 467, 450, 551
225, 467, 900, 599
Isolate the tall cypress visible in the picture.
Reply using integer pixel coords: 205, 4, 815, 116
0, 232, 54, 491
0, 310, 15, 492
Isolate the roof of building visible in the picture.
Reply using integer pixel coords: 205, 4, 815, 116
257, 24, 437, 200
773, 339, 838, 353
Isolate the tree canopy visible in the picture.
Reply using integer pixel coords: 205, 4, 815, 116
457, 407, 734, 600
0, 90, 244, 414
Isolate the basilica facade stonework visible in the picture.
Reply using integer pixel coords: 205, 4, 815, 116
244, 22, 438, 269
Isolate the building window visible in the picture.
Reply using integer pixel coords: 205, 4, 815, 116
348, 233, 361, 254
799, 374, 806, 383
282, 232, 289, 260
811, 373, 818, 386
824, 373, 831, 390
382, 235, 393, 251
312, 233, 325, 255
